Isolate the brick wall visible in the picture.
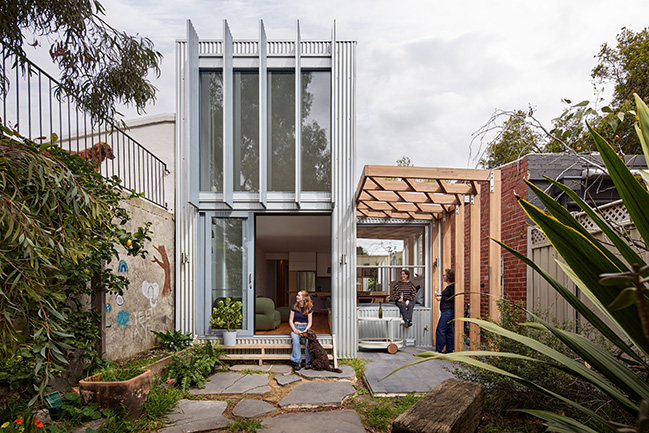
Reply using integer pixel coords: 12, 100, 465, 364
459, 157, 530, 319
497, 158, 529, 304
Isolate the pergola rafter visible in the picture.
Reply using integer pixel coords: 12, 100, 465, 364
355, 164, 502, 351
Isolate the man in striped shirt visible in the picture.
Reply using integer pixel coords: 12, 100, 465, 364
392, 269, 417, 327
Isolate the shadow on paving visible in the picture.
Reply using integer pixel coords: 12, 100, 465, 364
359, 345, 456, 396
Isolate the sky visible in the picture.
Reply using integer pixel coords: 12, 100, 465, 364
28, 0, 649, 180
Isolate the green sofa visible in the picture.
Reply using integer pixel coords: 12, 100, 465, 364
256, 297, 281, 331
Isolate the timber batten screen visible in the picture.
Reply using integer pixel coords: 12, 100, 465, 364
355, 165, 502, 350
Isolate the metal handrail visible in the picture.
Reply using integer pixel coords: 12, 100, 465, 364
1, 46, 167, 208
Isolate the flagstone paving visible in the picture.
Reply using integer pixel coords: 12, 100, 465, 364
232, 398, 277, 418
156, 348, 453, 432
157, 400, 229, 433
188, 371, 271, 395
277, 381, 356, 408
260, 410, 366, 433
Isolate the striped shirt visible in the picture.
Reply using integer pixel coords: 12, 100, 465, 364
392, 281, 417, 302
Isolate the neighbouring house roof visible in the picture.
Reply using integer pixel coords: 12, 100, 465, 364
355, 165, 496, 220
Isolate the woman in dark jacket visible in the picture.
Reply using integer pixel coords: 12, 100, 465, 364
435, 268, 455, 353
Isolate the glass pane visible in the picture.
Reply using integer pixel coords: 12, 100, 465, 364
234, 71, 259, 191
200, 72, 224, 192
268, 71, 295, 191
211, 217, 247, 331
301, 71, 331, 191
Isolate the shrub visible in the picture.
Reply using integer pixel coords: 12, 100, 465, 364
151, 329, 193, 352
451, 300, 606, 416
163, 342, 225, 390
0, 126, 151, 405
410, 94, 649, 432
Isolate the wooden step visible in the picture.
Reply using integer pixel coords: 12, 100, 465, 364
219, 335, 338, 367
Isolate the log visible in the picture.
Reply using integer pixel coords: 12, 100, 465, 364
392, 378, 484, 433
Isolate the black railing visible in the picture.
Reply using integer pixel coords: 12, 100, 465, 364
1, 48, 167, 208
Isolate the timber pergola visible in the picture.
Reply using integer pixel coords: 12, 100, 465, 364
355, 165, 502, 351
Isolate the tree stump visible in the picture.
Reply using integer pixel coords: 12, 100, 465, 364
392, 378, 484, 433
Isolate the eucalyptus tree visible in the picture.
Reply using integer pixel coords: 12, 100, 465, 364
0, 0, 162, 123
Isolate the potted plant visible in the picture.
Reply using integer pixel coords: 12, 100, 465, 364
78, 362, 151, 419
210, 297, 242, 346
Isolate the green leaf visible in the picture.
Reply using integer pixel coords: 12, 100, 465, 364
588, 122, 649, 247
558, 261, 649, 365
542, 175, 645, 268
641, 169, 649, 187
635, 94, 649, 165
516, 409, 605, 433
608, 287, 637, 311
496, 239, 646, 366
421, 349, 611, 427
520, 199, 649, 357
528, 312, 649, 407
463, 318, 639, 413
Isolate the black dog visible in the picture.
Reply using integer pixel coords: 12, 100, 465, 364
303, 329, 342, 373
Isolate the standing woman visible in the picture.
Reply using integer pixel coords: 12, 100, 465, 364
435, 268, 455, 353
289, 290, 313, 371
392, 269, 416, 327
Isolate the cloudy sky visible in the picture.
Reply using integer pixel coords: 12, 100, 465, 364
59, 0, 649, 178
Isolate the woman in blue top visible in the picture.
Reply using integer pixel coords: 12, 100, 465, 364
289, 290, 313, 371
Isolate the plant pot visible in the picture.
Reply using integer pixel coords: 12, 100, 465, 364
222, 330, 237, 347
79, 369, 151, 419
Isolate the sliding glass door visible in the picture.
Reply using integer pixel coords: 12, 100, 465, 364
203, 213, 254, 337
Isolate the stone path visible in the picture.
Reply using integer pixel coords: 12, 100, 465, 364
73, 346, 455, 433
160, 364, 364, 432
158, 400, 229, 433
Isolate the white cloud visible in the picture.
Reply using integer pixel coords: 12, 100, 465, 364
63, 0, 649, 176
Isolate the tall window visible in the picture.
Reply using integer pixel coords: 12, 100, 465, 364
301, 71, 331, 191
211, 217, 248, 330
267, 71, 295, 192
199, 69, 332, 195
200, 72, 223, 192
234, 71, 259, 192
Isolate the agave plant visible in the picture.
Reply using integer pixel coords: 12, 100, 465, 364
396, 94, 649, 433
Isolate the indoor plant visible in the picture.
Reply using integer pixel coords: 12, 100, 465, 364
210, 297, 243, 346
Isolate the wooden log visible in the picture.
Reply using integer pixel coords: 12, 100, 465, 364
392, 379, 484, 433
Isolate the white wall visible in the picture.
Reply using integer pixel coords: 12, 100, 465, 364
124, 114, 176, 212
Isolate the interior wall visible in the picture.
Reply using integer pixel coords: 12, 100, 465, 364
255, 247, 272, 300
267, 260, 277, 303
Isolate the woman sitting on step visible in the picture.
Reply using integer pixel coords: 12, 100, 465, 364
289, 290, 313, 371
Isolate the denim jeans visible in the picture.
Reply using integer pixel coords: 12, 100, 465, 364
290, 323, 311, 364
435, 309, 455, 352
395, 300, 414, 323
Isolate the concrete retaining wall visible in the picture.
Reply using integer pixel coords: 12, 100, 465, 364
104, 196, 175, 361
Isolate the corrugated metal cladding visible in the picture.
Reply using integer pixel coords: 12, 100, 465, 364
175, 23, 198, 335
176, 21, 357, 357
331, 38, 357, 359
357, 306, 433, 347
